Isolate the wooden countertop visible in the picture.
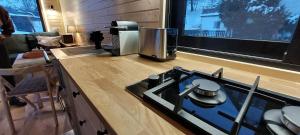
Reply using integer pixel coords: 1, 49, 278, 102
58, 52, 300, 135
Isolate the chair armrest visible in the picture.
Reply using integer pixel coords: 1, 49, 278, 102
43, 50, 51, 64
0, 65, 45, 76
0, 76, 14, 91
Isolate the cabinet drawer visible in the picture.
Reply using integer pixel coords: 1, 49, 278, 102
61, 70, 81, 134
75, 106, 96, 135
70, 84, 108, 134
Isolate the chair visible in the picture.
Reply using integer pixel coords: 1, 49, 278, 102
0, 65, 58, 134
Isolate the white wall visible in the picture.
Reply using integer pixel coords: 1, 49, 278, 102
39, 0, 65, 33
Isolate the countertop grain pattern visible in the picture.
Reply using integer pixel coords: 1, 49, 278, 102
59, 53, 300, 135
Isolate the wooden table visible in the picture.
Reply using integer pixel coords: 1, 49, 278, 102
12, 53, 46, 68
55, 51, 300, 135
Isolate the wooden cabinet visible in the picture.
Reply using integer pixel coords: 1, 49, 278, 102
70, 81, 108, 135
59, 65, 109, 135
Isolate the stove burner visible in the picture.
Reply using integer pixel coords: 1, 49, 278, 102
127, 67, 300, 135
264, 109, 293, 135
188, 90, 227, 107
187, 79, 226, 106
281, 106, 300, 134
187, 80, 226, 107
192, 79, 221, 97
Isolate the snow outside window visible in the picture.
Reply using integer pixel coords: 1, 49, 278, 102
0, 0, 44, 34
185, 0, 300, 42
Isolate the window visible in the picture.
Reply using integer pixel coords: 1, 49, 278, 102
0, 0, 45, 34
170, 0, 300, 66
184, 0, 300, 42
214, 21, 221, 29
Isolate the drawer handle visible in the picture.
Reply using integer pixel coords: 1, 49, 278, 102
79, 120, 86, 126
97, 129, 108, 135
72, 91, 80, 98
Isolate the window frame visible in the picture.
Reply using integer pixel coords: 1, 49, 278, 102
169, 0, 300, 70
36, 0, 46, 32
3, 0, 46, 33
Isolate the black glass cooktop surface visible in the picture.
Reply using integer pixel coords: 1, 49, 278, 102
126, 67, 300, 135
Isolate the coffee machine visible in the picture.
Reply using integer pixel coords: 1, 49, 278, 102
108, 21, 139, 56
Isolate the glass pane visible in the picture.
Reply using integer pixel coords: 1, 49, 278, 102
0, 0, 44, 34
184, 0, 300, 42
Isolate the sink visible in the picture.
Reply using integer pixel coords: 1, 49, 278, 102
60, 46, 111, 57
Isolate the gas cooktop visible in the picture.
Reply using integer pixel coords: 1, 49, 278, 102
126, 67, 300, 135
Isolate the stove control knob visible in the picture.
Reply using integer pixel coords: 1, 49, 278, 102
148, 74, 160, 89
173, 66, 183, 81
173, 66, 182, 70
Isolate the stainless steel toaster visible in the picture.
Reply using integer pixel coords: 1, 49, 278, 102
139, 27, 178, 61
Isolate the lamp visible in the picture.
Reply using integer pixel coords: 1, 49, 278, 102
49, 5, 54, 10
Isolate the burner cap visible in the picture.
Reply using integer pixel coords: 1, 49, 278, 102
187, 84, 226, 107
192, 79, 221, 97
149, 74, 160, 80
264, 109, 293, 135
281, 106, 300, 134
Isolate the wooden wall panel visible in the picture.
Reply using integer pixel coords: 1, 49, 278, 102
40, 0, 65, 34
59, 0, 163, 45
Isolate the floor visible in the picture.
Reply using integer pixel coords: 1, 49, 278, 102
0, 94, 72, 135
